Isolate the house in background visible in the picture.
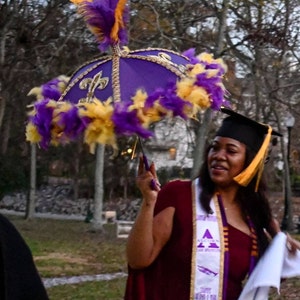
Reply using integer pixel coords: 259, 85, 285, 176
142, 117, 196, 179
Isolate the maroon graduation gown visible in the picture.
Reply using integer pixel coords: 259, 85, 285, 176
124, 180, 193, 300
124, 180, 252, 300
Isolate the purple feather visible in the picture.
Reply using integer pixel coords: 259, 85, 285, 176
81, 0, 129, 51
183, 48, 226, 77
158, 82, 190, 119
144, 88, 164, 108
202, 62, 226, 77
112, 102, 153, 138
41, 78, 67, 101
145, 83, 190, 119
182, 48, 200, 65
195, 73, 226, 110
58, 106, 89, 140
30, 99, 53, 149
42, 86, 61, 101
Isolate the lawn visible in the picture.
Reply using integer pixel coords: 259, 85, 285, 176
6, 215, 128, 300
5, 214, 300, 300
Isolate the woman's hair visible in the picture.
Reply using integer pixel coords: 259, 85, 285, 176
198, 143, 272, 256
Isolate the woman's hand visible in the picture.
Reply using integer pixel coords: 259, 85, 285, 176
269, 218, 281, 237
264, 218, 281, 241
127, 156, 165, 269
286, 233, 300, 255
136, 156, 161, 206
265, 218, 300, 255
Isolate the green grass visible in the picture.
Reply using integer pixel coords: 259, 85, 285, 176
6, 215, 300, 299
6, 215, 127, 299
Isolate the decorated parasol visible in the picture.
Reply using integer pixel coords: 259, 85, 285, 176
26, 0, 228, 154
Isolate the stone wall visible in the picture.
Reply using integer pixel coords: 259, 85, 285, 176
1, 184, 300, 232
0, 184, 141, 221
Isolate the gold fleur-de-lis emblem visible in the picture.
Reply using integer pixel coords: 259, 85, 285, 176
149, 52, 172, 63
149, 52, 187, 73
78, 71, 109, 103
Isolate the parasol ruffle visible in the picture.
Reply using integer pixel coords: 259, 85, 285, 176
27, 75, 69, 101
26, 50, 228, 151
26, 0, 229, 151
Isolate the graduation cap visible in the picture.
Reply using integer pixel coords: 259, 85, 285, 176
216, 106, 282, 190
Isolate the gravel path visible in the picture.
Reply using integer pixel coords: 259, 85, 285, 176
42, 272, 300, 300
43, 272, 127, 288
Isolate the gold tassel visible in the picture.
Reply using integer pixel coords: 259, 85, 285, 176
234, 125, 272, 191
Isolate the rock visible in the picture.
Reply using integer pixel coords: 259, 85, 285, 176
0, 184, 140, 221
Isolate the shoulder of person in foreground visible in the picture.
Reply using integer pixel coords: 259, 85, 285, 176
0, 214, 49, 300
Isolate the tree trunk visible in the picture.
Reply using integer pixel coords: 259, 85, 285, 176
191, 109, 212, 179
191, 0, 229, 178
72, 144, 81, 201
26, 144, 36, 220
0, 97, 5, 131
91, 144, 105, 232
0, 109, 10, 155
215, 0, 229, 56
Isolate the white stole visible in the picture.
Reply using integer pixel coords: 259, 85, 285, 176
191, 179, 224, 300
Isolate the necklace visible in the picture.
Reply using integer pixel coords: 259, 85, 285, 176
224, 203, 237, 210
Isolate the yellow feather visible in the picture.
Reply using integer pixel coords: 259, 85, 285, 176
188, 64, 205, 76
143, 105, 163, 125
46, 100, 59, 109
79, 99, 116, 149
206, 69, 219, 78
25, 123, 41, 143
197, 52, 214, 63
57, 75, 70, 93
187, 87, 210, 109
27, 87, 43, 100
70, 0, 91, 5
111, 0, 127, 42
129, 89, 148, 111
55, 102, 73, 114
129, 89, 167, 126
176, 78, 194, 99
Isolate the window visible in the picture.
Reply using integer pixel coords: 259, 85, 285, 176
169, 147, 177, 160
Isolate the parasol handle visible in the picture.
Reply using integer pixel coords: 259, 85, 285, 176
142, 154, 156, 190
138, 137, 156, 190
142, 153, 150, 171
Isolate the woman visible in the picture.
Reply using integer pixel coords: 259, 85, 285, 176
124, 107, 300, 300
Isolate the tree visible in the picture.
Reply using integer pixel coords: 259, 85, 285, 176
1, 0, 300, 229
26, 144, 36, 220
92, 144, 105, 232
129, 1, 300, 232
0, 0, 100, 211
218, 0, 300, 230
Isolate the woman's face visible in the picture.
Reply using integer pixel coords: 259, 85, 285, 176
208, 136, 246, 188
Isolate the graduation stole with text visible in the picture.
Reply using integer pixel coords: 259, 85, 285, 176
190, 179, 258, 300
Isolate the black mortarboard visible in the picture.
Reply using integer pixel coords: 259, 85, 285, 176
216, 107, 282, 152
215, 107, 282, 189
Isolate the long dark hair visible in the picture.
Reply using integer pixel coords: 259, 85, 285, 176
198, 143, 272, 256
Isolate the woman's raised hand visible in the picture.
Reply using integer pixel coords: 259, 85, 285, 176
136, 156, 161, 205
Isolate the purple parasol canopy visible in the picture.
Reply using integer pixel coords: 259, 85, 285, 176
62, 48, 190, 105
26, 0, 228, 152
